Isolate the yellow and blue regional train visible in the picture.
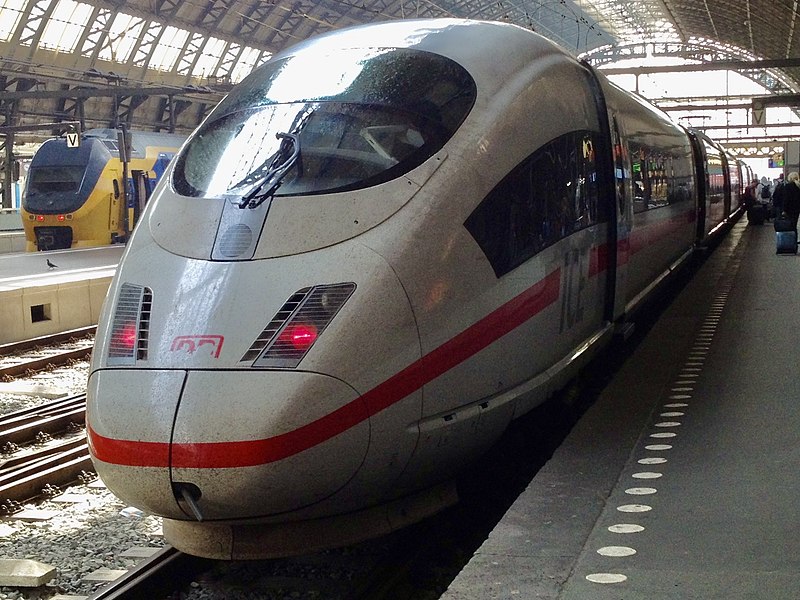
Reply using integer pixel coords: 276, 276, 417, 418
21, 128, 185, 251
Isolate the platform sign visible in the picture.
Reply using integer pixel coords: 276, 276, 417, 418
66, 131, 80, 148
752, 100, 766, 126
769, 153, 784, 168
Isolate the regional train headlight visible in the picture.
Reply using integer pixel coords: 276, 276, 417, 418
243, 282, 356, 368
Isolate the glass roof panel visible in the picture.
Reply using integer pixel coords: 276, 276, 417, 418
40, 0, 93, 52
193, 37, 226, 79
151, 25, 189, 72
100, 13, 145, 63
231, 47, 264, 83
0, 0, 27, 42
574, 0, 680, 43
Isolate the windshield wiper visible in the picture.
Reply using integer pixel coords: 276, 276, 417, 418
237, 131, 300, 209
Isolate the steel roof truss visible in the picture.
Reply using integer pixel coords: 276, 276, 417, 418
16, 0, 56, 53
154, 0, 181, 21
113, 93, 148, 128
215, 42, 244, 84
176, 32, 207, 79
79, 7, 114, 63
155, 95, 191, 132
198, 0, 236, 31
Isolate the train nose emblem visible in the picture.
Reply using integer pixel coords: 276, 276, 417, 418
170, 335, 225, 358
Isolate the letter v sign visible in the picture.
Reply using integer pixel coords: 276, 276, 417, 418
66, 132, 80, 148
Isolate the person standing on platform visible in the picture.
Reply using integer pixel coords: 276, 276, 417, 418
782, 172, 800, 231
772, 173, 786, 221
745, 178, 765, 225
757, 176, 771, 201
744, 178, 758, 208
756, 176, 772, 218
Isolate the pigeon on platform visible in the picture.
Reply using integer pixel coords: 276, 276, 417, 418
46, 259, 58, 269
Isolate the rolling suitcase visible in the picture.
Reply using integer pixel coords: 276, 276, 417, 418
776, 230, 797, 254
775, 216, 797, 254
747, 204, 766, 225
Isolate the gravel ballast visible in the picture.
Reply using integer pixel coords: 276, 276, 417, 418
0, 361, 166, 599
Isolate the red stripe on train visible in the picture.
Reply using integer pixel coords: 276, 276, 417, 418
89, 269, 562, 468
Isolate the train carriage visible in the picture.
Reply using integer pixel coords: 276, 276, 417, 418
86, 19, 741, 559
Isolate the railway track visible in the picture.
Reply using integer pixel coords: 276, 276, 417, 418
0, 394, 91, 513
0, 326, 96, 357
0, 392, 458, 598
0, 347, 92, 379
1, 394, 86, 445
86, 546, 212, 600
85, 528, 451, 600
0, 328, 94, 379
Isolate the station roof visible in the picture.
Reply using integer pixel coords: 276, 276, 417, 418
1, 0, 799, 148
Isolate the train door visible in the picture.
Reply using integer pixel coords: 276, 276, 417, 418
582, 61, 619, 325
128, 170, 153, 236
687, 131, 709, 241
610, 115, 632, 322
108, 168, 124, 242
723, 153, 739, 215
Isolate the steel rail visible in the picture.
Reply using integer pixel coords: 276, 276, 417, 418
1, 395, 87, 446
86, 546, 213, 600
0, 394, 91, 509
0, 438, 93, 505
0, 326, 96, 357
0, 347, 92, 378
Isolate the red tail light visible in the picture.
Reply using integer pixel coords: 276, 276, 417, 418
278, 323, 318, 350
107, 283, 152, 365
245, 283, 356, 368
115, 322, 138, 351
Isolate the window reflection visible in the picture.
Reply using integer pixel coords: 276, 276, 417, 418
630, 142, 693, 213
465, 130, 605, 278
172, 48, 476, 198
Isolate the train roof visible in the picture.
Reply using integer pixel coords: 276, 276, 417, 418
83, 128, 185, 151
262, 19, 571, 97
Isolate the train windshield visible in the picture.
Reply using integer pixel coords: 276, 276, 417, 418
172, 47, 476, 198
27, 166, 84, 195
23, 166, 87, 214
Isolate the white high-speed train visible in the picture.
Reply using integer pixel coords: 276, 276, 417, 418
87, 19, 745, 559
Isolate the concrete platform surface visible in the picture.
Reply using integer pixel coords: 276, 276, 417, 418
0, 245, 122, 344
0, 245, 122, 290
0, 231, 25, 254
442, 219, 800, 599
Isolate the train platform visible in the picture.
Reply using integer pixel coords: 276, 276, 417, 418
0, 246, 122, 344
441, 217, 800, 600
0, 231, 25, 254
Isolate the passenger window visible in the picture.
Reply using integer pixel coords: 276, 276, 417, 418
707, 152, 725, 204
629, 142, 692, 213
465, 130, 605, 278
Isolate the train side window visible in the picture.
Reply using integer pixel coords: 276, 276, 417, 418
113, 179, 120, 199
706, 152, 725, 204
465, 130, 603, 278
629, 141, 693, 213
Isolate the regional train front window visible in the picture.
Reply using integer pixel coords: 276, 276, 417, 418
172, 48, 476, 198
26, 166, 85, 195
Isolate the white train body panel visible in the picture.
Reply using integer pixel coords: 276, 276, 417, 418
87, 19, 739, 558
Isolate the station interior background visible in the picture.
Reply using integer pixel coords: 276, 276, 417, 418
2, 0, 800, 208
